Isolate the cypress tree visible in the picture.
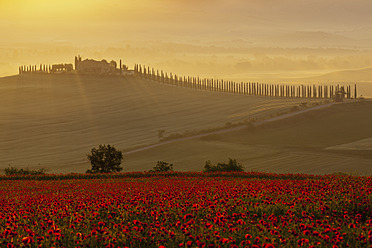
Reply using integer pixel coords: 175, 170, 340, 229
350, 85, 352, 99
354, 84, 357, 99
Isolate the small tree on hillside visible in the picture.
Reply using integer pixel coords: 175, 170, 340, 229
86, 144, 123, 173
158, 129, 166, 141
150, 161, 173, 172
203, 158, 244, 172
204, 160, 217, 172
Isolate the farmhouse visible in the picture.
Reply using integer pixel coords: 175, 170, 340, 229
75, 56, 117, 75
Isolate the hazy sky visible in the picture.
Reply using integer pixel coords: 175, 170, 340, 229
1, 0, 372, 45
1, 0, 372, 79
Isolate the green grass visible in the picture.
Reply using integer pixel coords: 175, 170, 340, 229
0, 74, 323, 174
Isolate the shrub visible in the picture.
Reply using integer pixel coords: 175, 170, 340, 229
4, 166, 46, 175
150, 161, 173, 172
158, 129, 166, 141
203, 158, 244, 172
86, 144, 123, 173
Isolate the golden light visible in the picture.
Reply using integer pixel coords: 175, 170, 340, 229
1, 0, 109, 21
0, 0, 155, 29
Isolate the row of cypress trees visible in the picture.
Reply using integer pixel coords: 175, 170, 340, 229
134, 64, 357, 99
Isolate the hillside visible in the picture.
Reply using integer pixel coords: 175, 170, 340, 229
273, 67, 372, 98
125, 101, 372, 175
0, 74, 323, 173
303, 67, 372, 83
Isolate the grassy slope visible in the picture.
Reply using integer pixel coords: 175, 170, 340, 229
125, 101, 372, 175
305, 67, 372, 83
0, 74, 321, 173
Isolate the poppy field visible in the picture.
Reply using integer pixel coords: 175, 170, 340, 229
0, 172, 371, 247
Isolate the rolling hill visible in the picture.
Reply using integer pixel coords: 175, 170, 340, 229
124, 101, 372, 175
304, 67, 372, 83
0, 74, 323, 173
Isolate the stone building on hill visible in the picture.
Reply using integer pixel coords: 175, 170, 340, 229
51, 64, 73, 73
75, 56, 118, 75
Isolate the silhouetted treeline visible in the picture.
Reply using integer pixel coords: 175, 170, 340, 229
19, 64, 73, 74
134, 64, 357, 99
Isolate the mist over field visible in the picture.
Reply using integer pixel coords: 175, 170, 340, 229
1, 0, 372, 83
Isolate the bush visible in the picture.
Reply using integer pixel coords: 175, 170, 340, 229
4, 166, 46, 175
86, 144, 123, 173
150, 161, 173, 172
158, 129, 166, 141
203, 158, 244, 172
